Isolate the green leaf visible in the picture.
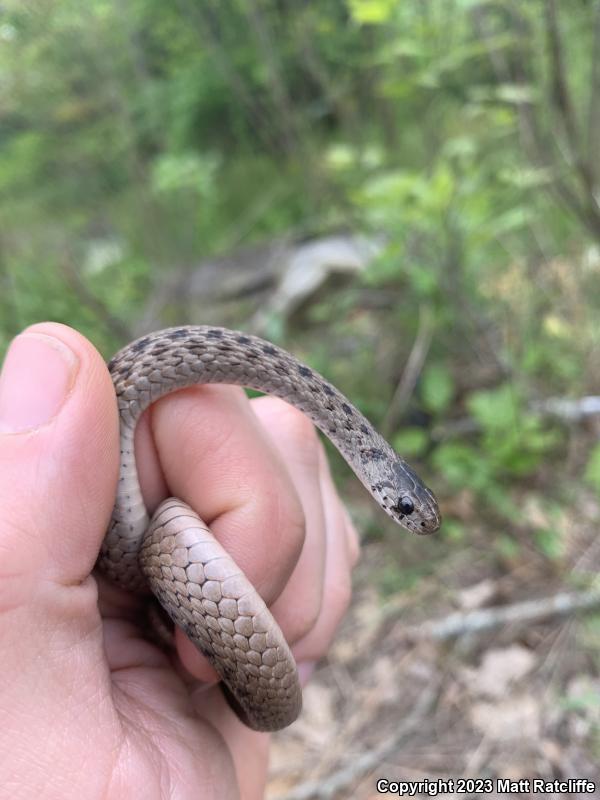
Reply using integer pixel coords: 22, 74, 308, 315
432, 442, 490, 489
347, 0, 396, 24
499, 166, 555, 189
467, 384, 519, 431
495, 83, 536, 104
584, 443, 600, 493
495, 534, 520, 561
487, 206, 533, 237
441, 518, 466, 542
393, 427, 428, 457
150, 152, 220, 195
325, 143, 356, 171
429, 164, 455, 209
535, 528, 565, 561
421, 363, 454, 414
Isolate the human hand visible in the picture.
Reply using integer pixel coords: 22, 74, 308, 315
0, 323, 359, 800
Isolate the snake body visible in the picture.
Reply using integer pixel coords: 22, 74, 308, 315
99, 326, 441, 731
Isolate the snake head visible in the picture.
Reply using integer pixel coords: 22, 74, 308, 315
371, 459, 441, 535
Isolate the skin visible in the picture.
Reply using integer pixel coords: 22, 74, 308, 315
0, 323, 359, 800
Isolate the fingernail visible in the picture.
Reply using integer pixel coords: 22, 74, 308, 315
0, 332, 79, 433
297, 660, 317, 687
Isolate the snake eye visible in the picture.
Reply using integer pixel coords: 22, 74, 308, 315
396, 497, 414, 516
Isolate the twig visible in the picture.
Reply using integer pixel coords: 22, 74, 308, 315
544, 0, 600, 222
272, 680, 442, 800
544, 0, 582, 167
587, 0, 600, 185
382, 305, 435, 437
243, 0, 299, 154
402, 589, 600, 642
531, 394, 600, 420
473, 5, 600, 239
172, 0, 278, 153
431, 394, 600, 442
294, 18, 360, 151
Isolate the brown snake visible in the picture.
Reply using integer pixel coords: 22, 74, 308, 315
98, 326, 441, 731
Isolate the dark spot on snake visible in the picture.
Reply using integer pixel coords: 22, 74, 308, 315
323, 384, 334, 396
342, 403, 353, 415
168, 328, 188, 340
208, 329, 223, 338
310, 384, 320, 393
298, 365, 312, 378
262, 345, 277, 355
361, 447, 385, 460
325, 403, 335, 412
360, 424, 369, 434
131, 336, 151, 353
328, 426, 337, 434
236, 335, 251, 344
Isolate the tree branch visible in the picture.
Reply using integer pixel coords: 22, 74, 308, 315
587, 0, 600, 186
431, 393, 600, 442
544, 0, 600, 229
172, 0, 280, 153
402, 589, 600, 642
544, 0, 583, 167
382, 305, 435, 437
474, 4, 600, 239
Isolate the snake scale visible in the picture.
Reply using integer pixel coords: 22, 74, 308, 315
98, 325, 441, 731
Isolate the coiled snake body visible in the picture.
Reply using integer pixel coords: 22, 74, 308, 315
99, 326, 441, 731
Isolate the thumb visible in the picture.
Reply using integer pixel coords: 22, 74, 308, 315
0, 323, 120, 797
0, 321, 118, 625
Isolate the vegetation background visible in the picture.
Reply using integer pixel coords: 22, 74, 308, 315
2, 0, 600, 795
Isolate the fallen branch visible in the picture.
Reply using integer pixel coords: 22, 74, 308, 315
403, 589, 600, 642
382, 304, 435, 437
272, 680, 441, 800
530, 395, 600, 421
432, 394, 600, 441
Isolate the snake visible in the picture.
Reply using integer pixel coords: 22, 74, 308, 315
98, 325, 441, 732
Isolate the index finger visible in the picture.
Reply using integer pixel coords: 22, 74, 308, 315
136, 383, 308, 629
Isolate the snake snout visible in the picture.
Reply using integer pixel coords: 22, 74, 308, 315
412, 482, 442, 534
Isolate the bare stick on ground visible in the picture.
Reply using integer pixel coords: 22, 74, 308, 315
402, 589, 600, 642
